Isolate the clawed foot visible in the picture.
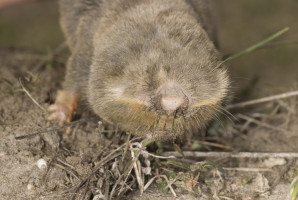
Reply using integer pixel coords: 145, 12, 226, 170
47, 90, 79, 130
48, 103, 72, 125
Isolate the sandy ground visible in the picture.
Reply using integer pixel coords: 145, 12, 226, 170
0, 0, 298, 200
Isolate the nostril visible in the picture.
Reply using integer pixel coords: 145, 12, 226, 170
156, 81, 191, 112
160, 95, 187, 111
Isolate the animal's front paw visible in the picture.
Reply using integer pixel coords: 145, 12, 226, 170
47, 90, 79, 126
48, 103, 72, 125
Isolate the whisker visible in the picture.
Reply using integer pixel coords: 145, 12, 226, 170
212, 113, 225, 129
221, 107, 238, 121
213, 106, 234, 123
192, 115, 202, 128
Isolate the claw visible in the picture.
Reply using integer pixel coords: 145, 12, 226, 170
47, 104, 70, 124
47, 90, 79, 130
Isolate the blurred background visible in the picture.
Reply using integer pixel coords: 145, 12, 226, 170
0, 0, 297, 100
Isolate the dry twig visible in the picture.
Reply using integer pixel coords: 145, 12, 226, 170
143, 175, 177, 197
15, 119, 89, 140
53, 163, 81, 181
227, 90, 298, 109
162, 151, 298, 158
196, 140, 232, 150
223, 167, 273, 172
45, 137, 142, 199
236, 113, 290, 134
19, 78, 47, 113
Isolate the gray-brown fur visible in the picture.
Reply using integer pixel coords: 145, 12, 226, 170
59, 0, 229, 140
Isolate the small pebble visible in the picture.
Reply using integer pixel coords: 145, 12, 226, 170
36, 158, 47, 169
0, 151, 6, 157
93, 194, 105, 200
142, 166, 151, 175
27, 183, 35, 191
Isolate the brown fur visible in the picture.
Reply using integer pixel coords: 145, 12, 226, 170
56, 0, 229, 140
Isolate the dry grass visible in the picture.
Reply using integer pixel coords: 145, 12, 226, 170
15, 87, 297, 199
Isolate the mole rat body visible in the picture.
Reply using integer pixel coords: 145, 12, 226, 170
49, 0, 229, 140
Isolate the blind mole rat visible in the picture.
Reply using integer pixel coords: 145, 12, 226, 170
48, 0, 229, 140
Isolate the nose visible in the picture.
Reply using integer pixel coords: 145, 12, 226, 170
157, 82, 189, 112
161, 95, 187, 111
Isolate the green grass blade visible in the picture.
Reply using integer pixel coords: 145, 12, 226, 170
224, 27, 289, 62
291, 178, 298, 200
262, 40, 298, 48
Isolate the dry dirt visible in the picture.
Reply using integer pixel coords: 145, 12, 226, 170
1, 1, 298, 200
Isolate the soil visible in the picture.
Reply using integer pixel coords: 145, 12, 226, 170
0, 0, 298, 200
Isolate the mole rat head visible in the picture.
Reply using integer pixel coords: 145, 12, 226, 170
89, 24, 229, 140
